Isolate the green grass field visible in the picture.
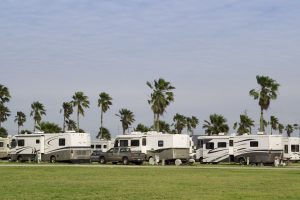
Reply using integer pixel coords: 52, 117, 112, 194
0, 165, 300, 200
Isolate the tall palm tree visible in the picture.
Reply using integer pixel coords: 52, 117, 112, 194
0, 104, 10, 128
147, 78, 175, 131
30, 101, 46, 132
0, 84, 11, 104
60, 102, 73, 132
14, 111, 26, 134
269, 116, 279, 135
203, 114, 229, 136
285, 124, 294, 137
98, 92, 112, 138
249, 75, 280, 132
233, 114, 255, 135
186, 116, 199, 136
116, 108, 135, 135
173, 113, 187, 134
72, 92, 90, 131
278, 123, 284, 134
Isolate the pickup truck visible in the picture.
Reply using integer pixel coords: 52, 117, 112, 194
98, 147, 145, 165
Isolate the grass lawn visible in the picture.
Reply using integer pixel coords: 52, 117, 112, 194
0, 165, 300, 200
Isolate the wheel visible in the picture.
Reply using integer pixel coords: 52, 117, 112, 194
17, 156, 22, 162
199, 157, 204, 164
50, 156, 56, 163
238, 157, 246, 165
148, 157, 155, 165
175, 159, 182, 166
99, 157, 106, 164
122, 157, 129, 165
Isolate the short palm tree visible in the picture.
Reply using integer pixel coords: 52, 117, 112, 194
66, 119, 77, 131
72, 92, 90, 131
0, 84, 11, 104
233, 114, 255, 135
186, 116, 199, 135
157, 120, 171, 133
173, 113, 187, 134
38, 121, 62, 133
285, 124, 294, 137
98, 92, 112, 138
135, 123, 151, 132
249, 75, 280, 132
269, 116, 279, 135
278, 123, 284, 134
14, 111, 26, 134
203, 114, 229, 136
96, 127, 111, 140
30, 101, 46, 132
116, 108, 135, 135
60, 102, 73, 132
0, 103, 10, 128
147, 78, 175, 131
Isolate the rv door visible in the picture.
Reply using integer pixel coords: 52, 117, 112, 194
228, 138, 234, 155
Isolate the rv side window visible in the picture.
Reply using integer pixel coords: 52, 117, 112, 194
120, 140, 128, 147
96, 145, 102, 149
59, 138, 65, 146
11, 140, 17, 148
142, 138, 146, 146
91, 145, 94, 149
291, 145, 299, 152
250, 141, 258, 147
131, 140, 140, 147
0, 142, 3, 147
36, 139, 40, 144
114, 140, 119, 147
206, 142, 214, 149
284, 145, 288, 153
18, 139, 25, 147
229, 140, 233, 147
103, 145, 107, 149
218, 142, 227, 148
158, 140, 164, 147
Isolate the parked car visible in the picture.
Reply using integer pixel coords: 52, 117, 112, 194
90, 150, 103, 163
98, 147, 145, 165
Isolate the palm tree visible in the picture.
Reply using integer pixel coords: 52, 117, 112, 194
60, 102, 73, 132
0, 104, 10, 128
0, 84, 11, 104
0, 127, 8, 138
38, 121, 62, 133
157, 120, 171, 133
203, 114, 229, 136
66, 119, 77, 131
98, 92, 112, 138
135, 123, 151, 132
294, 124, 299, 137
269, 116, 279, 135
30, 101, 46, 132
72, 92, 90, 131
186, 116, 199, 136
116, 108, 135, 135
285, 124, 294, 137
173, 113, 187, 134
233, 114, 255, 135
14, 111, 26, 134
147, 78, 175, 131
278, 123, 284, 134
249, 75, 280, 132
96, 127, 111, 140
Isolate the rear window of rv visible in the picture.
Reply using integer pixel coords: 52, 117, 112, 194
91, 145, 95, 148
0, 142, 3, 147
36, 139, 40, 144
218, 142, 227, 148
250, 141, 258, 147
59, 138, 65, 146
292, 145, 299, 152
206, 142, 214, 149
131, 140, 140, 147
158, 140, 164, 147
120, 140, 128, 147
18, 139, 24, 146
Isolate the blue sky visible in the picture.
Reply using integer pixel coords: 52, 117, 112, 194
1, 0, 300, 138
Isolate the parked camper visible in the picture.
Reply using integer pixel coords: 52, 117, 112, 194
91, 139, 114, 152
0, 136, 11, 159
229, 134, 282, 165
10, 132, 91, 163
196, 135, 230, 163
114, 131, 191, 163
282, 137, 300, 162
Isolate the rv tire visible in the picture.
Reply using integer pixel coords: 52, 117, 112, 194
50, 156, 56, 163
238, 157, 246, 165
17, 156, 22, 162
99, 157, 106, 164
122, 157, 129, 165
199, 157, 204, 164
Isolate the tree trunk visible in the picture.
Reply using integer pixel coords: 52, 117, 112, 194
18, 125, 20, 134
153, 113, 156, 131
63, 116, 66, 132
33, 120, 36, 132
259, 108, 264, 132
156, 114, 160, 132
77, 108, 80, 132
100, 110, 103, 139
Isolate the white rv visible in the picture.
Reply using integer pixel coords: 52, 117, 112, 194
229, 134, 282, 164
282, 137, 300, 162
10, 132, 91, 163
91, 139, 114, 152
114, 131, 191, 163
0, 136, 11, 159
196, 135, 230, 163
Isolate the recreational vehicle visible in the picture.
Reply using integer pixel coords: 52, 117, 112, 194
196, 135, 230, 163
0, 136, 11, 159
91, 139, 114, 152
114, 131, 191, 163
10, 132, 91, 163
229, 134, 282, 164
282, 137, 300, 162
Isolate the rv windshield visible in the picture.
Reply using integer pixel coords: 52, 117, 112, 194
11, 139, 17, 148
